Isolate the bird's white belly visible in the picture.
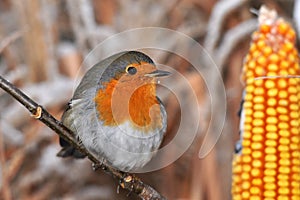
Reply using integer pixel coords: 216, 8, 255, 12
71, 108, 163, 171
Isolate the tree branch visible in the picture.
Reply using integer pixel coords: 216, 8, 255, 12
0, 75, 166, 200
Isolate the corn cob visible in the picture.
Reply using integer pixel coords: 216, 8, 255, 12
232, 6, 300, 200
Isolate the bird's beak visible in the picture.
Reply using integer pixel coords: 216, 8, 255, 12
144, 70, 171, 77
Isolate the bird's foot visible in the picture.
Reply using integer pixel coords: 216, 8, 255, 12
92, 158, 106, 171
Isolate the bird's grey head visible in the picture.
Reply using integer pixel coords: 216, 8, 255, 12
98, 51, 155, 87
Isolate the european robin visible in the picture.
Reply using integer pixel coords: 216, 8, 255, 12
57, 51, 170, 171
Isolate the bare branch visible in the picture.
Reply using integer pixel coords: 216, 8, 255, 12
0, 75, 166, 200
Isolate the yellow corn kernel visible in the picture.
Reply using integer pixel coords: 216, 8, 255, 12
266, 107, 276, 115
265, 147, 276, 154
266, 132, 278, 140
265, 183, 276, 190
252, 178, 262, 186
266, 117, 277, 124
251, 168, 261, 177
250, 187, 260, 194
278, 90, 288, 98
265, 162, 277, 169
252, 158, 262, 166
253, 104, 264, 110
266, 124, 277, 132
269, 53, 279, 63
265, 139, 277, 146
278, 99, 288, 106
277, 79, 287, 88
265, 80, 275, 88
264, 191, 276, 198
253, 134, 263, 141
263, 176, 275, 182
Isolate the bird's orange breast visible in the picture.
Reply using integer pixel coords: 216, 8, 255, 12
94, 78, 162, 132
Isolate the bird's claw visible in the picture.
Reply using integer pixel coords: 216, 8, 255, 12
119, 173, 134, 189
92, 158, 107, 171
92, 162, 101, 171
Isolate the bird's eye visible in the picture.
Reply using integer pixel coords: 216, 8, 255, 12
125, 66, 137, 75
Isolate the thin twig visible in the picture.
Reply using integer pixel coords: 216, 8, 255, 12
0, 75, 166, 200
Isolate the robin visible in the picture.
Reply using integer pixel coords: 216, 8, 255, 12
57, 51, 170, 171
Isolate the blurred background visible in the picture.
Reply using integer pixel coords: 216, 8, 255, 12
0, 0, 298, 199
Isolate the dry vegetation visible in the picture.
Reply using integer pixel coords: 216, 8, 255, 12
0, 0, 297, 199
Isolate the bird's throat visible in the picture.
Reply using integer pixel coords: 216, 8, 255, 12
94, 79, 162, 131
